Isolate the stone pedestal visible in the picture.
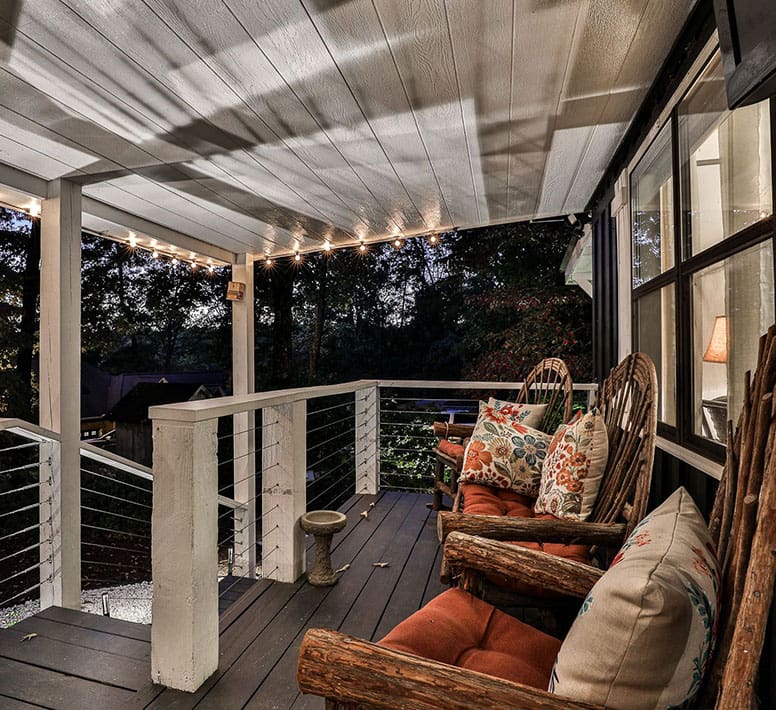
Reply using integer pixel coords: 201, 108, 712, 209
300, 511, 347, 586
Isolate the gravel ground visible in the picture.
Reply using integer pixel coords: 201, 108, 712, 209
1, 562, 260, 628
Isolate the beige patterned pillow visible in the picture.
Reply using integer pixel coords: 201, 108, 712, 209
534, 409, 607, 521
549, 487, 720, 709
459, 407, 552, 497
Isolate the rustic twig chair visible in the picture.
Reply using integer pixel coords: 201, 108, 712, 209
298, 327, 776, 710
437, 352, 658, 587
431, 357, 574, 510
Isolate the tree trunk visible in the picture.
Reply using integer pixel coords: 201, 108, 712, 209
309, 257, 328, 380
15, 217, 40, 421
270, 264, 295, 386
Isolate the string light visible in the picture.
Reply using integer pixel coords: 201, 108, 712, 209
359, 243, 367, 252
28, 204, 40, 218
294, 252, 302, 262
171, 257, 178, 266
208, 264, 215, 273
393, 238, 402, 248
323, 240, 331, 252
152, 250, 159, 259
190, 261, 198, 270
429, 233, 438, 245
264, 255, 273, 266
128, 232, 137, 248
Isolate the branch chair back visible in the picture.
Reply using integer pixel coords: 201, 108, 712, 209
299, 327, 776, 710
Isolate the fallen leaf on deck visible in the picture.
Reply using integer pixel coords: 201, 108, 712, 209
369, 502, 376, 508
335, 564, 350, 574
372, 561, 390, 568
21, 633, 37, 642
360, 510, 369, 519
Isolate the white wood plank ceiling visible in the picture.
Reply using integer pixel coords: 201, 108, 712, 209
0, 0, 695, 258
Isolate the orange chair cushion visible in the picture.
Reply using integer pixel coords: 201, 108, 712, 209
460, 483, 591, 593
378, 588, 561, 688
437, 438, 465, 464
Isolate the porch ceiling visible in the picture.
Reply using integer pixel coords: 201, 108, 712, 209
0, 0, 694, 257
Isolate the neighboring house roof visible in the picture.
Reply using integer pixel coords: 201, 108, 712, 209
106, 383, 215, 422
79, 363, 225, 418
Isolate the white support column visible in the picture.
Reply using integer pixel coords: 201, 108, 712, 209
231, 254, 256, 578
39, 178, 82, 610
355, 385, 379, 494
262, 401, 306, 583
151, 417, 219, 692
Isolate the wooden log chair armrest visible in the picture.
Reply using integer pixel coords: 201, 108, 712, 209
444, 532, 603, 599
298, 628, 604, 710
438, 512, 628, 548
432, 421, 476, 439
432, 449, 462, 469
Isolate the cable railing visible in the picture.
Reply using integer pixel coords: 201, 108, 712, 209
0, 421, 55, 626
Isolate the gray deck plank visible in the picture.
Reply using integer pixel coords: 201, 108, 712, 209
11, 615, 150, 661
36, 605, 151, 642
0, 626, 148, 691
0, 656, 136, 708
245, 494, 431, 709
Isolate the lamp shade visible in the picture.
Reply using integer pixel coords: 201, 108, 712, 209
703, 315, 728, 363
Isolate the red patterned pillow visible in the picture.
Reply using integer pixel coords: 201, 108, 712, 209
534, 409, 608, 521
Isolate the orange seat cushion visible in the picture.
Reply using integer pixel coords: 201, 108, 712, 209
378, 588, 561, 688
437, 438, 465, 462
460, 483, 591, 593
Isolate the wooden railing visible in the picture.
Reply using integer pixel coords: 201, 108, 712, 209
147, 378, 597, 690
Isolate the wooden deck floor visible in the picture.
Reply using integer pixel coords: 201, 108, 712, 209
0, 491, 443, 709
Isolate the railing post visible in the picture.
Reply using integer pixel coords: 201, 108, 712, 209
39, 438, 60, 608
151, 417, 219, 692
262, 401, 306, 582
355, 385, 379, 495
231, 253, 256, 578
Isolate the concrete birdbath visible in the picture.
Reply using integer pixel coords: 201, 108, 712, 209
300, 510, 347, 586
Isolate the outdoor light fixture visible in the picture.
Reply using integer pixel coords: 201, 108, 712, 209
359, 242, 366, 252
323, 240, 331, 252
429, 234, 438, 244
295, 252, 302, 262
264, 255, 273, 266
227, 281, 246, 301
28, 204, 40, 218
393, 238, 402, 248
128, 232, 137, 248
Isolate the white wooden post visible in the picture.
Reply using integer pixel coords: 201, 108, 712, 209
355, 385, 379, 494
151, 417, 219, 691
39, 438, 60, 609
39, 179, 82, 609
262, 401, 306, 582
231, 254, 256, 578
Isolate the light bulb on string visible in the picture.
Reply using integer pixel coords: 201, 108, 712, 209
171, 257, 178, 266
152, 250, 159, 259
323, 240, 331, 252
429, 233, 438, 245
208, 264, 215, 273
128, 232, 137, 248
393, 238, 402, 249
294, 252, 302, 262
190, 261, 198, 271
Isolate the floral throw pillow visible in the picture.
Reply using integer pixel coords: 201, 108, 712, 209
486, 398, 547, 430
534, 409, 608, 521
549, 487, 719, 709
459, 410, 552, 497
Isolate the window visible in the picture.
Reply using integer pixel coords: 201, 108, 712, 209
630, 48, 775, 459
631, 124, 675, 287
636, 286, 676, 426
692, 241, 774, 443
678, 54, 772, 257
